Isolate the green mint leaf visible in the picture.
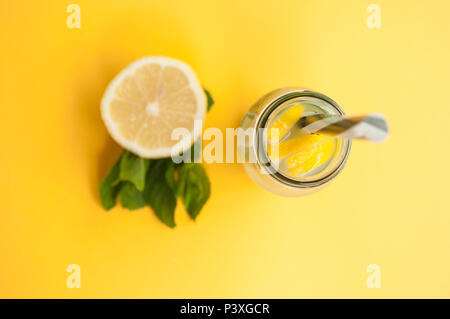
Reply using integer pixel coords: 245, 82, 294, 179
177, 163, 210, 220
188, 137, 202, 163
143, 159, 177, 228
98, 154, 122, 210
165, 161, 176, 191
177, 137, 202, 164
204, 88, 214, 111
119, 182, 146, 210
175, 165, 187, 198
117, 150, 151, 191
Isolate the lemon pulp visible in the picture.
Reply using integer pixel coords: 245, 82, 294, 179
266, 103, 338, 179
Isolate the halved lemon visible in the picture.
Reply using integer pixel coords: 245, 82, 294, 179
101, 56, 206, 158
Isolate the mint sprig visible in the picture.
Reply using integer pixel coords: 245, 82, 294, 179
98, 89, 214, 227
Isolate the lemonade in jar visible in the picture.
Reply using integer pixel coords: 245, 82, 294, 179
238, 88, 351, 196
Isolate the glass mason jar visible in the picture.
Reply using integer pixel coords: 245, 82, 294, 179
238, 88, 351, 196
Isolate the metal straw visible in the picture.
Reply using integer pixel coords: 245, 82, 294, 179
276, 113, 389, 144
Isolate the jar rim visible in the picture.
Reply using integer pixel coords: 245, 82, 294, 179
254, 89, 352, 189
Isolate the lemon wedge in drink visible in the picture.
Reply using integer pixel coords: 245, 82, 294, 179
267, 104, 337, 178
101, 57, 206, 158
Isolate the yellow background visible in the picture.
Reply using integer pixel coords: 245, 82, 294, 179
1, 0, 449, 298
